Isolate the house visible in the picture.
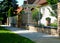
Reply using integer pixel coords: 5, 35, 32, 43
20, 0, 60, 36
34, 0, 57, 26
34, 0, 47, 5
22, 0, 57, 26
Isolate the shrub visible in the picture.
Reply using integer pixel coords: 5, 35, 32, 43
50, 23, 57, 27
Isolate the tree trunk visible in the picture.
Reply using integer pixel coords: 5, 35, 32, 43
17, 14, 22, 28
0, 21, 2, 25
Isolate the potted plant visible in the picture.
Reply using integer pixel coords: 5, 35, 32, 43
46, 17, 51, 26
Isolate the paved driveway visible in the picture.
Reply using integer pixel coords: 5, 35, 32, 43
2, 25, 60, 43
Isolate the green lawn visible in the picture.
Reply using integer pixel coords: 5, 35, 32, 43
0, 27, 35, 43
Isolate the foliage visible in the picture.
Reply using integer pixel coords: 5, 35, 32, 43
50, 20, 57, 27
0, 13, 3, 21
0, 0, 17, 18
31, 8, 42, 22
0, 17, 3, 21
7, 7, 13, 17
0, 27, 35, 43
50, 23, 57, 27
47, 0, 58, 5
46, 17, 51, 21
7, 7, 17, 17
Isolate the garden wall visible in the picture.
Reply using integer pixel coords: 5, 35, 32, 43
28, 25, 58, 35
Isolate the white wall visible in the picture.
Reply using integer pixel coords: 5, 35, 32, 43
39, 5, 57, 26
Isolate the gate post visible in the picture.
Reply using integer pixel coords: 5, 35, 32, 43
57, 2, 60, 36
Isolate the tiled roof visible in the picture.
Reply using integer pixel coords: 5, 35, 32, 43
34, 0, 47, 5
38, 0, 47, 5
15, 7, 22, 14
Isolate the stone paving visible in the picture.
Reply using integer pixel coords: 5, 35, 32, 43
1, 25, 60, 43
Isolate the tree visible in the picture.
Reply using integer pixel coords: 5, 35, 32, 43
0, 0, 17, 24
47, 0, 58, 10
0, 0, 17, 17
16, 7, 23, 28
0, 0, 3, 21
31, 8, 42, 25
47, 0, 58, 5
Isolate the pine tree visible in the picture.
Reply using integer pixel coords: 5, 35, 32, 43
0, 0, 17, 24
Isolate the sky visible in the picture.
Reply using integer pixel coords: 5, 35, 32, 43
0, 0, 3, 1
0, 0, 24, 6
16, 0, 24, 6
